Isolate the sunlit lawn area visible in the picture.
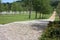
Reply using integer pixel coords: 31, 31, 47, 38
0, 12, 52, 24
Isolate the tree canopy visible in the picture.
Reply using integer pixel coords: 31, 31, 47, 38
56, 2, 60, 20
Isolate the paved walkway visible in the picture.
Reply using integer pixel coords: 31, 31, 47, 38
0, 11, 56, 40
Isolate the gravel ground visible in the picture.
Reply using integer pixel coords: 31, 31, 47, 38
0, 21, 48, 40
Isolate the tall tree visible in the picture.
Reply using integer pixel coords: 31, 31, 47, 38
6, 2, 11, 12
32, 0, 52, 19
56, 2, 60, 20
11, 1, 23, 14
0, 0, 1, 12
21, 0, 33, 19
11, 2, 17, 12
1, 3, 10, 12
18, 0, 52, 19
32, 0, 41, 19
50, 1, 59, 9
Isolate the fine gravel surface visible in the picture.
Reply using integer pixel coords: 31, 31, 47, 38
0, 11, 56, 40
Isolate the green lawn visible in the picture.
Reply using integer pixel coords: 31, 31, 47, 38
0, 12, 52, 24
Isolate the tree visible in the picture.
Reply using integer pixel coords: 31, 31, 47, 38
56, 2, 60, 20
6, 2, 11, 12
11, 2, 17, 12
32, 0, 52, 19
50, 1, 59, 9
32, 0, 41, 19
0, 0, 1, 12
1, 3, 11, 12
1, 4, 4, 11
11, 1, 24, 14
0, 0, 1, 3
1, 3, 9, 11
18, 0, 52, 19
21, 0, 33, 19
41, 0, 52, 13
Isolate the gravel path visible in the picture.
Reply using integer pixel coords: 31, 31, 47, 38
0, 11, 56, 40
0, 21, 49, 40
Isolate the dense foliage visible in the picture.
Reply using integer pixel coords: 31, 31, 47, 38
1, 0, 59, 19
39, 21, 60, 40
56, 2, 60, 20
0, 1, 24, 11
0, 0, 1, 12
50, 1, 59, 9
0, 0, 59, 12
0, 0, 53, 19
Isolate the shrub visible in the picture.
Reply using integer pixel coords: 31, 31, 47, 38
39, 21, 60, 40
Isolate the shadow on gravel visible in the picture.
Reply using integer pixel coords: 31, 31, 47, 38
31, 23, 48, 31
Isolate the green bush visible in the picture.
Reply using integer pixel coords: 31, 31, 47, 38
39, 21, 60, 40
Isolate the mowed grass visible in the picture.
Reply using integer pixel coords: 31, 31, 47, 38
0, 12, 52, 24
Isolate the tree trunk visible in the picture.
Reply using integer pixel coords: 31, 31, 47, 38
35, 11, 37, 19
58, 14, 60, 21
39, 12, 41, 19
29, 9, 31, 19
